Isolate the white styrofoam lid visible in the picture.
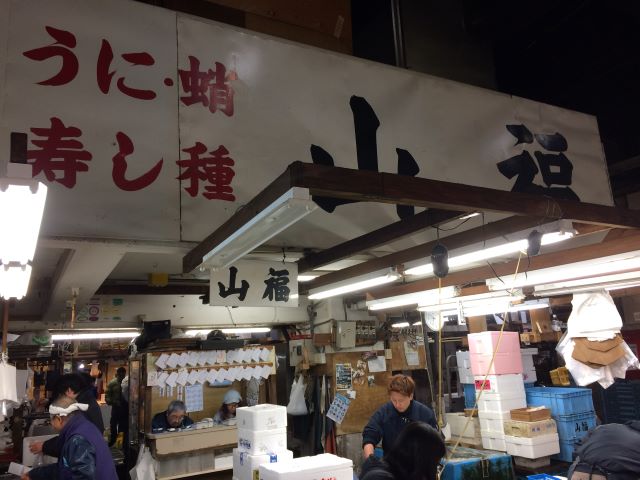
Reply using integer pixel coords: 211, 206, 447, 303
260, 454, 352, 473
238, 404, 286, 413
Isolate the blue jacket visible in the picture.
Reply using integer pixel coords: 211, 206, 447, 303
30, 414, 117, 480
362, 400, 437, 451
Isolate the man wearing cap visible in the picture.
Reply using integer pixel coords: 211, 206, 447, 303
213, 389, 242, 425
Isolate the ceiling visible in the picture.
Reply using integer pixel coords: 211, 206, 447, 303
6, 0, 640, 330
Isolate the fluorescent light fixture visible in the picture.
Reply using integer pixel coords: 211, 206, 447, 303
201, 187, 317, 271
391, 322, 411, 328
308, 270, 400, 300
405, 223, 575, 276
366, 286, 459, 311
487, 250, 640, 291
184, 329, 212, 337
51, 331, 140, 340
458, 212, 480, 220
297, 275, 318, 282
220, 327, 271, 334
0, 264, 32, 300
418, 290, 527, 317
533, 271, 640, 296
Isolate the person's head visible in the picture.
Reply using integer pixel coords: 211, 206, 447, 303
53, 374, 86, 400
166, 400, 187, 427
48, 395, 86, 432
220, 389, 241, 418
388, 374, 415, 413
384, 422, 446, 480
116, 367, 126, 382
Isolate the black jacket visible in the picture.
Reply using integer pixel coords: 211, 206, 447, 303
570, 421, 640, 480
362, 400, 437, 451
42, 389, 105, 457
361, 456, 395, 480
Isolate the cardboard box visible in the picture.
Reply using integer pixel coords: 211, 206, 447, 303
509, 407, 551, 422
572, 335, 625, 366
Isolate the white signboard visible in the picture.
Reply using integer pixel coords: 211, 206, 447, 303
210, 260, 298, 307
0, 0, 613, 250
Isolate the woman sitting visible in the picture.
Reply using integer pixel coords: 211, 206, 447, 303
360, 421, 446, 480
213, 389, 242, 425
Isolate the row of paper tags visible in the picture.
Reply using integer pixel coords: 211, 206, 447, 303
148, 364, 273, 387
154, 348, 272, 370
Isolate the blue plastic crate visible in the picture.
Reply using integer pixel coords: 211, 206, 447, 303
525, 387, 594, 415
462, 383, 476, 409
524, 382, 535, 388
554, 438, 579, 462
555, 411, 596, 441
442, 446, 514, 480
527, 475, 563, 480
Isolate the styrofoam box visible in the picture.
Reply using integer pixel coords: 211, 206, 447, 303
478, 410, 510, 434
446, 412, 481, 439
259, 453, 352, 480
522, 369, 537, 383
505, 433, 560, 459
468, 332, 521, 356
504, 418, 557, 438
476, 393, 526, 414
237, 404, 287, 431
470, 352, 523, 375
233, 448, 294, 480
474, 374, 525, 397
22, 434, 57, 467
456, 351, 474, 384
238, 428, 287, 455
481, 431, 507, 451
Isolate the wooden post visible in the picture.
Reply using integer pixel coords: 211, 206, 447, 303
1, 300, 8, 356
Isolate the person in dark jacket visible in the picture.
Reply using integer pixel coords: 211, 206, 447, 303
362, 374, 437, 457
106, 367, 127, 446
151, 400, 194, 431
22, 395, 117, 480
360, 421, 446, 480
29, 374, 104, 457
568, 420, 640, 480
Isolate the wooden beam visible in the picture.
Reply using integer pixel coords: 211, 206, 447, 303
183, 166, 294, 272
288, 162, 640, 229
301, 215, 544, 293
366, 228, 640, 299
297, 209, 465, 273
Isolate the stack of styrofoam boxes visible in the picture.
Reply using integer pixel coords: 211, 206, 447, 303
521, 348, 538, 386
525, 387, 596, 462
233, 404, 293, 480
503, 408, 559, 467
259, 454, 352, 480
468, 331, 526, 452
445, 412, 482, 447
456, 351, 476, 409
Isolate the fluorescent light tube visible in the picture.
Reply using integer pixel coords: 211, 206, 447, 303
366, 286, 459, 311
297, 275, 318, 282
487, 251, 640, 290
391, 322, 411, 328
220, 327, 271, 334
533, 271, 640, 296
308, 272, 400, 300
52, 332, 140, 340
202, 187, 317, 271
405, 230, 574, 276
0, 264, 32, 300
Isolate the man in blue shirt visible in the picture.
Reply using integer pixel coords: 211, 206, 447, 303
362, 374, 437, 457
151, 400, 194, 431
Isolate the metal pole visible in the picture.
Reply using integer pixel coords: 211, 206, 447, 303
390, 0, 407, 68
2, 300, 8, 357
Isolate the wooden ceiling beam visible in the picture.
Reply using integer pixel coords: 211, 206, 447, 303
365, 228, 640, 300
288, 162, 640, 229
297, 208, 465, 273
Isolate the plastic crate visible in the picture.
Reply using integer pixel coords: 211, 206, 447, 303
600, 380, 640, 424
441, 446, 515, 480
555, 411, 596, 441
554, 438, 579, 462
525, 387, 594, 415
463, 383, 476, 409
524, 383, 535, 388
527, 475, 563, 480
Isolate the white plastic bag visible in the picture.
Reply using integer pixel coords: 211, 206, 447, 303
286, 376, 308, 416
567, 291, 622, 339
129, 446, 155, 480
